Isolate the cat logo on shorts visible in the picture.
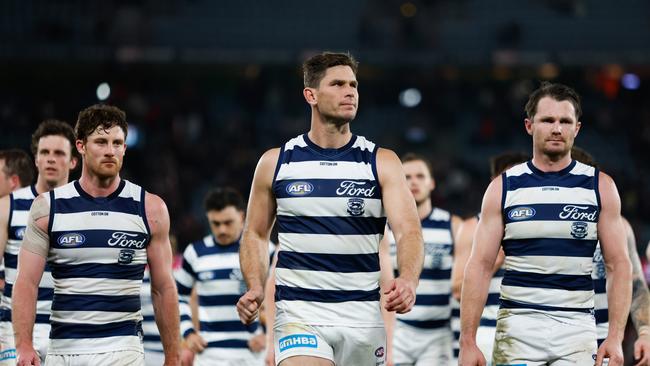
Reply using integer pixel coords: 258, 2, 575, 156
347, 198, 365, 216
118, 249, 136, 265
570, 221, 588, 239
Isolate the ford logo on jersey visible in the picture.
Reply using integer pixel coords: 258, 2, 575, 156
278, 334, 318, 352
57, 233, 86, 247
508, 207, 536, 221
286, 181, 314, 196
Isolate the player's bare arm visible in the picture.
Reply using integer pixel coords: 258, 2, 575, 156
145, 192, 181, 366
459, 177, 504, 366
376, 148, 423, 314
451, 217, 477, 300
12, 195, 50, 366
0, 195, 10, 259
237, 148, 279, 324
621, 217, 650, 366
378, 235, 396, 366
596, 172, 632, 366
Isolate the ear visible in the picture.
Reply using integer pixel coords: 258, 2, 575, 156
303, 87, 317, 106
430, 177, 436, 192
524, 118, 534, 136
75, 139, 85, 155
69, 156, 78, 170
574, 120, 581, 137
9, 175, 21, 191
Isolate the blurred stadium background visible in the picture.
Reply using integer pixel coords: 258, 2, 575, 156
1, 0, 649, 263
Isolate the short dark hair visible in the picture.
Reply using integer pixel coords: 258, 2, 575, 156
490, 151, 530, 177
401, 152, 434, 178
525, 82, 582, 121
75, 104, 128, 142
204, 187, 245, 212
0, 149, 34, 186
31, 119, 77, 158
571, 146, 599, 169
303, 52, 359, 88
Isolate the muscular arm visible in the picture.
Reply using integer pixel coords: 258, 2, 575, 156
459, 178, 503, 351
238, 149, 279, 322
0, 196, 9, 292
624, 217, 650, 335
0, 195, 9, 264
377, 148, 423, 287
12, 195, 49, 355
145, 193, 181, 365
451, 217, 477, 300
378, 235, 396, 363
597, 173, 632, 343
241, 148, 278, 295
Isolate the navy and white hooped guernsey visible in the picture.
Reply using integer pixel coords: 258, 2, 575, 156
1, 185, 54, 326
47, 180, 150, 354
175, 235, 272, 359
273, 134, 386, 327
500, 160, 600, 312
387, 207, 454, 329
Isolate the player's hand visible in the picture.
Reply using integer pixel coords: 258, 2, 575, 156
16, 344, 41, 366
185, 332, 208, 354
265, 345, 275, 366
596, 337, 624, 366
237, 286, 264, 324
180, 346, 195, 366
458, 342, 487, 366
248, 333, 266, 353
384, 277, 416, 314
634, 332, 650, 366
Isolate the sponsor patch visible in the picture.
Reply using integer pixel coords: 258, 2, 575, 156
336, 180, 376, 197
286, 181, 314, 196
570, 221, 588, 239
15, 227, 25, 240
507, 207, 536, 221
278, 334, 318, 352
108, 232, 148, 249
57, 232, 86, 247
559, 205, 597, 221
0, 349, 16, 361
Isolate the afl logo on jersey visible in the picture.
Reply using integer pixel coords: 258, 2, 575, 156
58, 233, 86, 247
508, 207, 536, 221
15, 227, 25, 240
286, 181, 314, 196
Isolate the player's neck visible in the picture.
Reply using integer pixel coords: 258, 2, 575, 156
308, 117, 352, 149
417, 199, 432, 220
78, 170, 121, 198
34, 176, 68, 195
531, 153, 573, 173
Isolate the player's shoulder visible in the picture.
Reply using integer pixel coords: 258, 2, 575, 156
375, 147, 400, 165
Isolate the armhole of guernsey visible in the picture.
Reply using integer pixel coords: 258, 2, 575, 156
594, 167, 601, 211
47, 190, 55, 236
271, 145, 285, 189
370, 145, 381, 195
8, 192, 14, 233
140, 186, 151, 238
